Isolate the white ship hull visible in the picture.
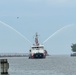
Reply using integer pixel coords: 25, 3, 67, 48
29, 47, 46, 59
29, 53, 45, 59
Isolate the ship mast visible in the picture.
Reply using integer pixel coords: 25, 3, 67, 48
35, 32, 39, 46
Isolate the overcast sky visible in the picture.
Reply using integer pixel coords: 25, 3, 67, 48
0, 0, 76, 55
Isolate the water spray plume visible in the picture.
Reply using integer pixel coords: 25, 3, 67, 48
43, 24, 74, 44
0, 21, 32, 44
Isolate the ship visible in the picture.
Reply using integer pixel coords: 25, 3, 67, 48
29, 33, 47, 59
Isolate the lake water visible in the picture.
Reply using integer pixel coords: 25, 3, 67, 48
1, 55, 76, 75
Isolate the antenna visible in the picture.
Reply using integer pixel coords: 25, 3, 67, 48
35, 32, 39, 46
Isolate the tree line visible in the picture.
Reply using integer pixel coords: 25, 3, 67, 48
71, 43, 76, 52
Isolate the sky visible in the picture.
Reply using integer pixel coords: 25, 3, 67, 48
0, 0, 76, 55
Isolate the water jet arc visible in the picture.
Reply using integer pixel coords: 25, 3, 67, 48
0, 21, 32, 44
43, 24, 74, 44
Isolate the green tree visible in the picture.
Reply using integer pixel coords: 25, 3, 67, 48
71, 43, 76, 52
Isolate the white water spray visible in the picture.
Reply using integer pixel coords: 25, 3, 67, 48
0, 21, 32, 44
43, 24, 74, 44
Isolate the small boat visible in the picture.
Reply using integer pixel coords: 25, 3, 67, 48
29, 33, 47, 59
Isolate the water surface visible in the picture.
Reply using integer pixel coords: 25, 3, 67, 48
1, 55, 76, 75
